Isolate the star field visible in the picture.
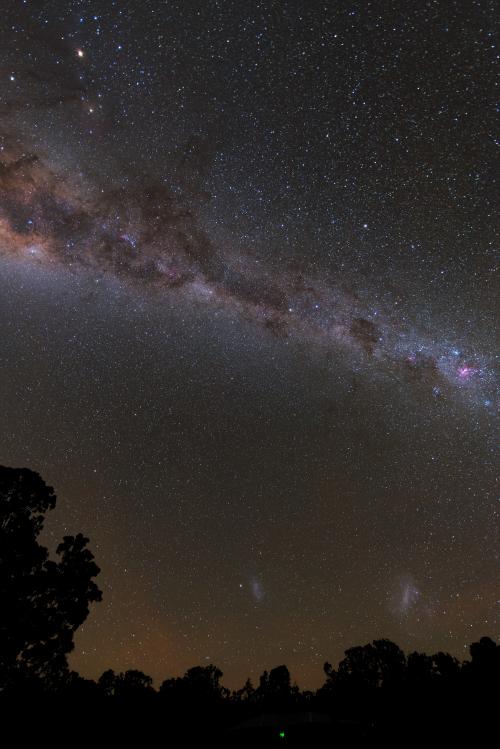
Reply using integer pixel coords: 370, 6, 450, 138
0, 0, 498, 688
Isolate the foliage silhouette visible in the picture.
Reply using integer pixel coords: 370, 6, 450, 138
0, 465, 102, 693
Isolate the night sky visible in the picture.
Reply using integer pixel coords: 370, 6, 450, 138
0, 0, 498, 689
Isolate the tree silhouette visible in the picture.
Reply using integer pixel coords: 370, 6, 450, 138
255, 664, 299, 711
234, 677, 255, 702
0, 465, 102, 693
337, 643, 380, 689
469, 636, 499, 674
160, 663, 228, 707
406, 650, 434, 685
98, 668, 154, 702
464, 635, 500, 696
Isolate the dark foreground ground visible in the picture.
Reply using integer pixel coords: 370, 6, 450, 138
2, 694, 498, 747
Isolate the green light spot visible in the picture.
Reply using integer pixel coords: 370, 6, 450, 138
279, 731, 285, 738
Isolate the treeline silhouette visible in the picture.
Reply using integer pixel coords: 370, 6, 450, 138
1, 465, 498, 745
